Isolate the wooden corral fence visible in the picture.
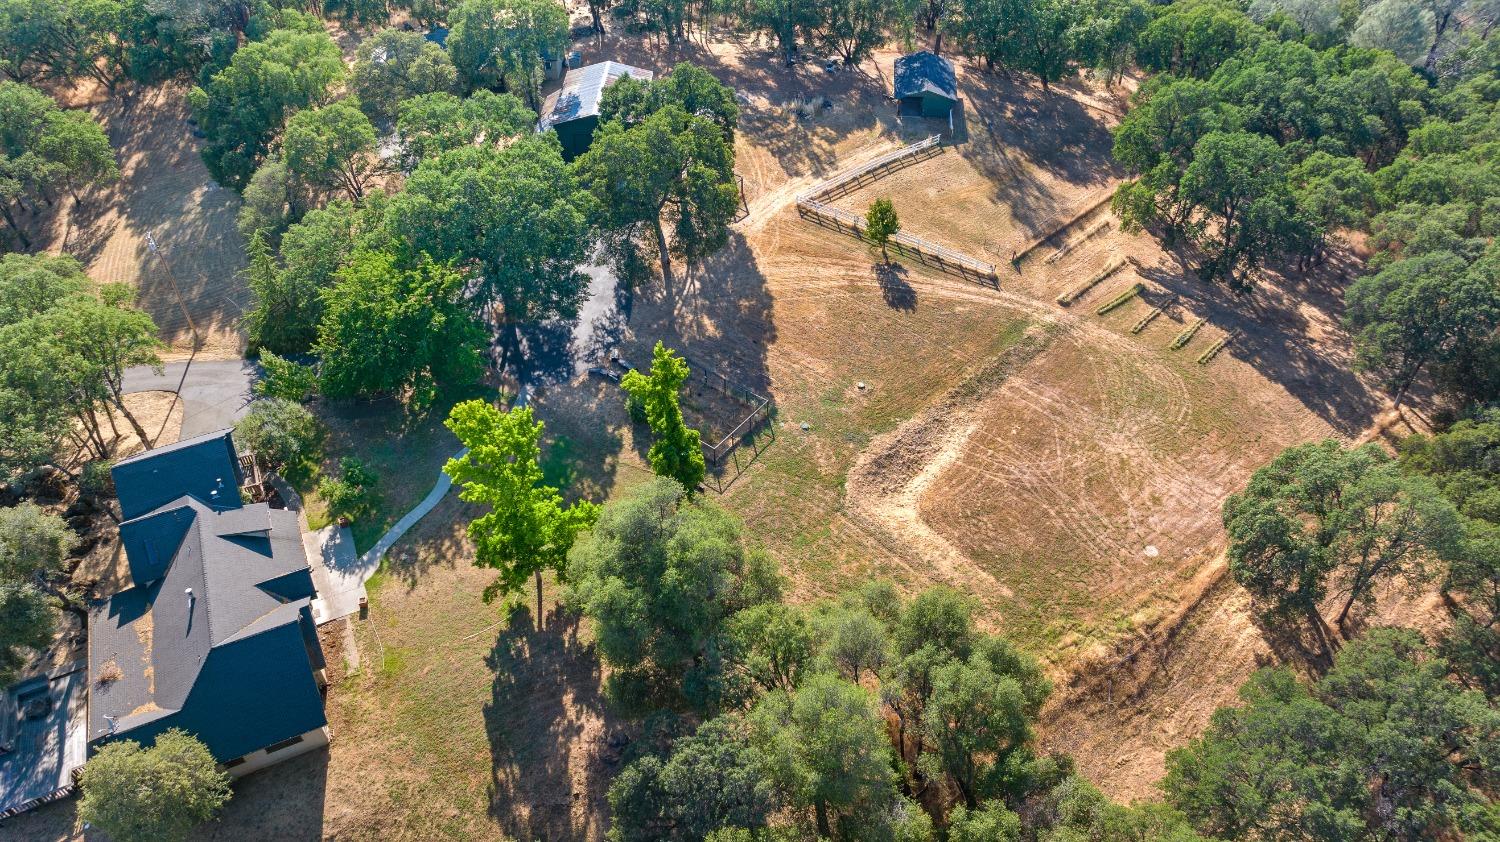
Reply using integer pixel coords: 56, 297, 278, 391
680, 352, 777, 493
800, 135, 944, 201
795, 136, 999, 286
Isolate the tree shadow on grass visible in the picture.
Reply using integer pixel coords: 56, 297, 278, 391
954, 66, 1124, 235
483, 608, 622, 842
874, 261, 917, 311
1133, 241, 1386, 438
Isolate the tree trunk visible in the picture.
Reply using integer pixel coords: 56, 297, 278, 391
653, 216, 674, 290
814, 799, 832, 838
1306, 605, 1338, 665
0, 203, 31, 250
535, 569, 545, 632
110, 393, 154, 450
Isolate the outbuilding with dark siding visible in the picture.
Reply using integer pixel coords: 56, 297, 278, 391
895, 51, 959, 119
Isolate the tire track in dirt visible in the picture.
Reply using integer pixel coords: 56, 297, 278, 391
843, 320, 1057, 596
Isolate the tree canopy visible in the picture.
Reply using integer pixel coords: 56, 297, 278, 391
0, 81, 117, 249
576, 102, 739, 288
283, 100, 380, 202
78, 728, 233, 842
1225, 439, 1463, 650
316, 246, 485, 407
351, 28, 458, 124
189, 24, 343, 189
443, 401, 599, 626
389, 135, 594, 357
1165, 629, 1497, 841
447, 0, 567, 106
566, 477, 781, 715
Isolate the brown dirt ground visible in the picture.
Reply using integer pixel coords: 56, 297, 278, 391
34, 79, 249, 358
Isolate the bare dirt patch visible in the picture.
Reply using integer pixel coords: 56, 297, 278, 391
40, 80, 248, 357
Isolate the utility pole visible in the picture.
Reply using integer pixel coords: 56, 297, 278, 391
144, 229, 202, 449
144, 229, 202, 351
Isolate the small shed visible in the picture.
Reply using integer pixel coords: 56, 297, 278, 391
894, 51, 958, 119
538, 61, 655, 160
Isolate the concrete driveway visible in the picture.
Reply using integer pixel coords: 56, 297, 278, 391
123, 359, 259, 438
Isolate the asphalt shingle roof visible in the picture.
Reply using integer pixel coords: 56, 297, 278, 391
894, 51, 958, 103
112, 430, 243, 521
90, 432, 324, 762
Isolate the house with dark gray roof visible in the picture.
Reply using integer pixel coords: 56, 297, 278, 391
895, 51, 959, 119
538, 60, 654, 160
88, 430, 328, 776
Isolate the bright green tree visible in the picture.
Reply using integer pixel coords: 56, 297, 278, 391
189, 25, 343, 189
283, 100, 379, 201
566, 477, 781, 714
0, 252, 89, 328
865, 198, 900, 262
244, 200, 377, 356
621, 342, 707, 491
77, 728, 232, 842
351, 28, 458, 124
315, 248, 486, 408
444, 401, 599, 629
253, 350, 318, 402
597, 63, 738, 143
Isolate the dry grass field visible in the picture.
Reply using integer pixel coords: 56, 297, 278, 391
2, 14, 1413, 841
40, 80, 249, 357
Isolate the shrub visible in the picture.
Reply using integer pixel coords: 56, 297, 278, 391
77, 728, 232, 842
254, 351, 318, 402
318, 456, 379, 521
234, 398, 324, 478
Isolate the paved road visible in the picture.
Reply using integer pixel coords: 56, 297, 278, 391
122, 359, 259, 439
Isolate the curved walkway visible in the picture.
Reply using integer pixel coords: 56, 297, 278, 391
319, 387, 529, 622
355, 448, 468, 570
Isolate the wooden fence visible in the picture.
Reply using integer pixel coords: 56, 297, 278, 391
797, 134, 944, 202
795, 136, 998, 285
679, 352, 777, 493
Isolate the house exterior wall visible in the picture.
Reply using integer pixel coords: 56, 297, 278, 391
556, 115, 600, 161
221, 725, 330, 778
922, 93, 955, 118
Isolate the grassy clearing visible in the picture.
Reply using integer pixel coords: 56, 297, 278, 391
719, 281, 1037, 596
300, 384, 499, 552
